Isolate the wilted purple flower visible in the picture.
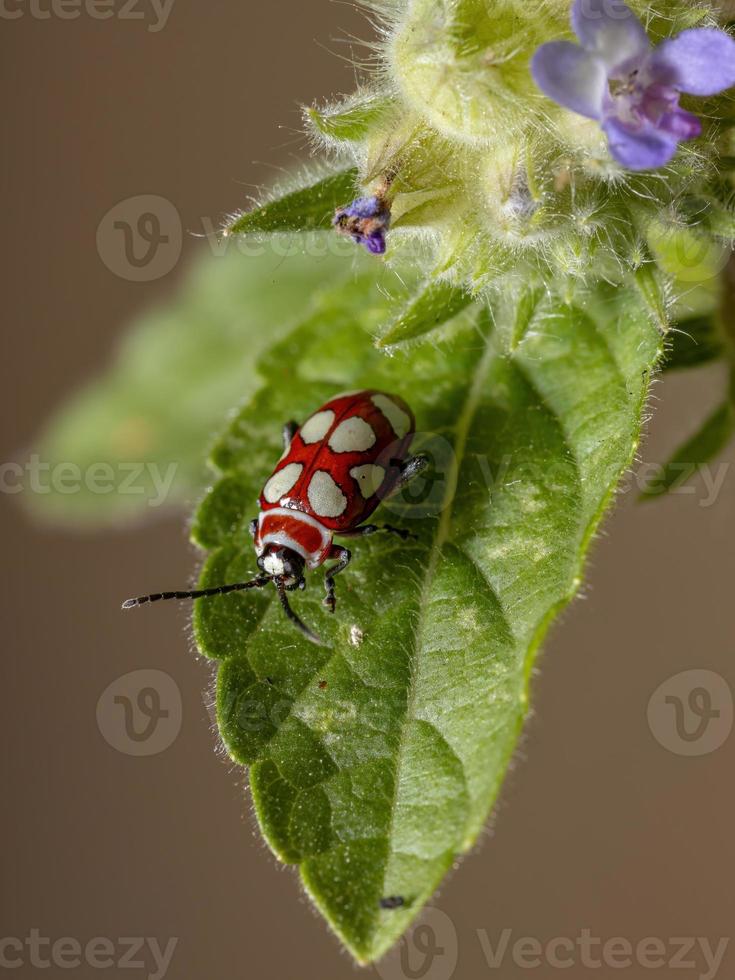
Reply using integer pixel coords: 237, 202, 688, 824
333, 195, 391, 254
532, 0, 735, 170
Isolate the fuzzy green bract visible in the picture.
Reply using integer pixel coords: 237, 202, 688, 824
191, 261, 661, 962
376, 278, 474, 349
294, 0, 735, 301
227, 169, 359, 235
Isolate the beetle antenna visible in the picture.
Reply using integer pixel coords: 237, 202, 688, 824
275, 578, 323, 646
122, 575, 270, 609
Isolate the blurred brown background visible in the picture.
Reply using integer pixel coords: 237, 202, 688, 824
2, 2, 734, 978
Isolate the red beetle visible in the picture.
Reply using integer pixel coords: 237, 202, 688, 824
123, 390, 427, 644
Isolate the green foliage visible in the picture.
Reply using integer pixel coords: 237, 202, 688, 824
191, 271, 661, 963
227, 169, 358, 235
222, 1, 735, 320
640, 297, 735, 500
640, 400, 735, 500
306, 94, 395, 144
376, 278, 474, 349
31, 246, 367, 525
663, 315, 725, 372
643, 300, 735, 501
33, 0, 735, 964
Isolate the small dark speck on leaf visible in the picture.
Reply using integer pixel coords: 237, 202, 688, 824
380, 896, 405, 910
265, 677, 275, 686
318, 680, 328, 690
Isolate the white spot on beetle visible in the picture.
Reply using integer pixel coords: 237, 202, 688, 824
328, 416, 376, 454
263, 462, 303, 504
300, 410, 335, 445
308, 470, 347, 517
350, 463, 386, 499
372, 394, 411, 438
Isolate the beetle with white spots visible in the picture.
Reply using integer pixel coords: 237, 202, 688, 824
123, 390, 428, 645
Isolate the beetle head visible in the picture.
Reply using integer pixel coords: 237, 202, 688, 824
257, 545, 306, 590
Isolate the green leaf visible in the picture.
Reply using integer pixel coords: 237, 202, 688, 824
639, 401, 735, 500
663, 314, 725, 371
633, 262, 669, 332
306, 95, 394, 143
227, 169, 359, 236
191, 275, 661, 963
31, 242, 370, 526
375, 278, 474, 349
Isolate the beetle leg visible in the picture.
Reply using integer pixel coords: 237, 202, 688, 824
323, 546, 351, 613
394, 454, 429, 491
282, 420, 299, 451
339, 524, 417, 542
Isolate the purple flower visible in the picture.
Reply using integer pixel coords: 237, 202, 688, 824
532, 0, 735, 170
333, 196, 391, 254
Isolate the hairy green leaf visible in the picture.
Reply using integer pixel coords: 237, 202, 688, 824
375, 278, 474, 349
306, 95, 394, 143
640, 400, 735, 500
31, 244, 368, 525
191, 272, 661, 963
633, 262, 669, 333
227, 169, 358, 236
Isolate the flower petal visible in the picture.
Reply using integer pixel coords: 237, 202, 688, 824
532, 41, 607, 119
658, 108, 702, 142
603, 117, 678, 170
571, 0, 649, 71
345, 196, 382, 219
364, 232, 386, 255
651, 28, 735, 97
